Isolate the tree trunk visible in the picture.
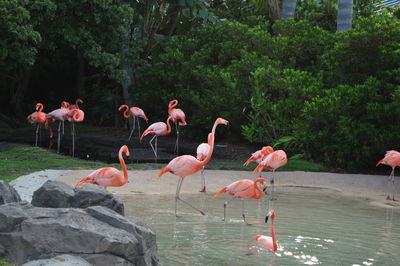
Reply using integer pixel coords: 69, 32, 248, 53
337, 0, 353, 31
268, 0, 281, 20
11, 69, 31, 119
281, 0, 297, 18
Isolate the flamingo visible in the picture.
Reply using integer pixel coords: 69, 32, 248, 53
255, 210, 278, 251
69, 98, 83, 110
244, 146, 274, 177
140, 116, 173, 162
376, 150, 400, 201
118, 104, 148, 140
27, 103, 47, 146
213, 177, 266, 224
168, 99, 187, 155
64, 108, 84, 157
253, 150, 287, 200
75, 145, 130, 188
196, 133, 212, 192
158, 117, 228, 216
46, 101, 70, 153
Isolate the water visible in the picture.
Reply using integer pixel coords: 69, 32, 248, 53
122, 189, 400, 265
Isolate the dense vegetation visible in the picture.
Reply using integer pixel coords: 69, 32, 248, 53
1, 0, 399, 171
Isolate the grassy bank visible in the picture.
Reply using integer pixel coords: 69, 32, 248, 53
0, 258, 13, 266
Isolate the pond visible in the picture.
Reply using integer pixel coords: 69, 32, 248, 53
122, 189, 400, 265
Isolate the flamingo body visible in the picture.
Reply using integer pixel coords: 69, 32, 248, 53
256, 210, 278, 251
196, 143, 210, 161
75, 145, 129, 188
253, 150, 288, 174
214, 178, 266, 199
66, 109, 85, 122
46, 107, 70, 121
244, 146, 274, 166
376, 150, 400, 168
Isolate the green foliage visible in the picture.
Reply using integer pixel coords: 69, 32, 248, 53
0, 258, 13, 266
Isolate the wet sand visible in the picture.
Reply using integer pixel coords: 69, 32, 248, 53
57, 169, 400, 208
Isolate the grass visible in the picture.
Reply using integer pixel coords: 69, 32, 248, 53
0, 258, 13, 266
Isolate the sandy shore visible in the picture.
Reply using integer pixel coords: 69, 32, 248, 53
57, 169, 400, 208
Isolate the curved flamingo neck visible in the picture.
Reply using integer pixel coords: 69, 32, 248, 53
122, 106, 131, 118
75, 99, 82, 109
254, 180, 264, 199
271, 217, 277, 251
168, 101, 178, 113
166, 116, 173, 134
200, 121, 221, 167
36, 104, 43, 112
119, 149, 128, 184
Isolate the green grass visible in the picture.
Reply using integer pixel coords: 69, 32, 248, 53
0, 258, 13, 266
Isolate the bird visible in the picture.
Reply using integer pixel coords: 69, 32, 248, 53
376, 150, 400, 201
69, 98, 83, 110
168, 99, 187, 155
158, 117, 229, 216
140, 116, 173, 162
255, 210, 278, 251
118, 104, 148, 140
75, 145, 130, 188
46, 101, 70, 153
196, 133, 212, 192
27, 103, 46, 146
244, 146, 274, 177
213, 177, 267, 225
64, 108, 84, 157
253, 150, 287, 200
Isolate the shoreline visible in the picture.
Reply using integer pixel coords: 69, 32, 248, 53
56, 169, 400, 208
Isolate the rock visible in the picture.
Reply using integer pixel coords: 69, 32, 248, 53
0, 181, 21, 205
0, 202, 159, 265
31, 180, 74, 208
73, 185, 124, 215
22, 254, 92, 266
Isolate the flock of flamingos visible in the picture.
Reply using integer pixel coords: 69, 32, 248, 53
26, 98, 399, 252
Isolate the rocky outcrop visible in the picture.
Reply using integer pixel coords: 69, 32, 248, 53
0, 180, 21, 205
0, 202, 159, 265
31, 181, 124, 215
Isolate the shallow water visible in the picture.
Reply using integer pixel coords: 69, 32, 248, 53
122, 190, 400, 265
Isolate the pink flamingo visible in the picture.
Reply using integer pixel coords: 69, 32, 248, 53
64, 108, 84, 157
196, 133, 212, 192
118, 104, 148, 140
256, 210, 278, 251
140, 116, 173, 162
46, 101, 70, 153
27, 103, 47, 146
213, 177, 266, 224
244, 146, 274, 177
75, 145, 130, 188
158, 118, 228, 216
253, 150, 287, 200
69, 98, 83, 110
376, 150, 400, 201
168, 99, 187, 155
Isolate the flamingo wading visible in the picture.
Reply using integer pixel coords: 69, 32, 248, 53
168, 99, 187, 155
118, 104, 148, 140
196, 133, 212, 192
376, 150, 400, 201
255, 210, 278, 252
244, 146, 274, 177
213, 177, 266, 224
75, 145, 130, 188
158, 118, 228, 216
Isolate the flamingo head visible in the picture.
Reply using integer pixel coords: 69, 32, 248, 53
118, 104, 128, 111
168, 99, 178, 109
255, 177, 267, 192
61, 101, 70, 108
261, 146, 274, 155
255, 235, 263, 241
120, 145, 130, 157
76, 98, 83, 105
215, 118, 229, 126
35, 103, 43, 112
265, 210, 275, 223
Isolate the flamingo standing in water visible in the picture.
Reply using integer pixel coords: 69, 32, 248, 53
46, 101, 70, 153
118, 104, 148, 140
256, 210, 278, 251
244, 146, 274, 177
158, 118, 228, 216
75, 145, 130, 188
27, 103, 47, 146
196, 133, 212, 192
253, 150, 287, 200
376, 150, 400, 201
168, 99, 187, 155
140, 116, 173, 162
213, 177, 266, 224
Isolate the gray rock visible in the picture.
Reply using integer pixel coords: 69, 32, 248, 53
0, 202, 159, 265
73, 185, 124, 215
22, 254, 92, 266
0, 180, 21, 205
31, 180, 74, 208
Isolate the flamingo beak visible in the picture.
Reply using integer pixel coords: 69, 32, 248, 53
265, 211, 272, 223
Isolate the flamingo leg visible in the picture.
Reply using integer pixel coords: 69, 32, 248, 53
35, 124, 39, 146
241, 200, 251, 225
155, 135, 158, 163
128, 117, 136, 141
269, 170, 277, 201
62, 120, 65, 135
223, 197, 236, 221
175, 177, 205, 217
137, 117, 141, 139
57, 121, 61, 153
72, 122, 75, 157
38, 124, 42, 146
199, 166, 206, 192
389, 168, 397, 201
387, 168, 394, 200
174, 122, 179, 155
149, 135, 157, 162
